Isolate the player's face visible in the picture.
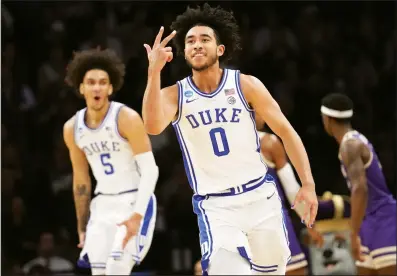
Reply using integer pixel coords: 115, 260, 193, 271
184, 25, 225, 72
80, 69, 113, 111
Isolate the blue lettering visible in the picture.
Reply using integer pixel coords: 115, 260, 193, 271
81, 140, 120, 155
215, 108, 228, 123
100, 141, 110, 151
83, 146, 93, 156
231, 108, 242, 123
186, 114, 200, 129
90, 142, 101, 153
185, 108, 243, 129
112, 142, 120, 152
198, 110, 213, 125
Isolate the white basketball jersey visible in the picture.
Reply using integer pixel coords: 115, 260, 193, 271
172, 69, 267, 195
74, 101, 141, 195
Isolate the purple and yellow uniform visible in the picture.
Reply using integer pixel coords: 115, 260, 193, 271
339, 130, 396, 270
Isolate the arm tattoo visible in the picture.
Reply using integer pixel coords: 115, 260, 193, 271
74, 183, 91, 232
341, 141, 367, 235
77, 184, 88, 196
344, 143, 366, 183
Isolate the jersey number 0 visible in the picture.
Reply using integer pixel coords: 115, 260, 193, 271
209, 127, 230, 157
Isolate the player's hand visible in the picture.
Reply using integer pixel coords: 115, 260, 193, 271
307, 227, 324, 248
77, 231, 85, 248
292, 184, 318, 228
144, 26, 176, 73
117, 213, 143, 249
350, 233, 365, 262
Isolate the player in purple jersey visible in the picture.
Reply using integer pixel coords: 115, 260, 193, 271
321, 93, 396, 275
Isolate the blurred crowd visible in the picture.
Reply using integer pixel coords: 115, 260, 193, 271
2, 1, 395, 275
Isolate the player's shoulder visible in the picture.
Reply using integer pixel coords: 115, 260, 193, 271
117, 104, 148, 136
117, 105, 142, 124
161, 83, 179, 103
340, 131, 366, 150
239, 73, 263, 88
162, 83, 179, 93
339, 137, 364, 162
63, 115, 77, 146
64, 115, 76, 133
238, 73, 269, 100
63, 106, 85, 132
159, 84, 178, 99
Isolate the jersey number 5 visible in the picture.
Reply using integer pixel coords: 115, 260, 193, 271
209, 127, 230, 157
100, 153, 115, 175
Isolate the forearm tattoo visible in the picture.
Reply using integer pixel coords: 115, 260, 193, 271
74, 184, 91, 232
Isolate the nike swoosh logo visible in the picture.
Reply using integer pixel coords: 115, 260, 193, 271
186, 98, 198, 103
267, 191, 275, 200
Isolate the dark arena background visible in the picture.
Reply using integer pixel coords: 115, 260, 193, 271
1, 1, 395, 275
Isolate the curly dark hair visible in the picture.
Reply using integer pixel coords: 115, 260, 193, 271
170, 3, 241, 62
65, 48, 125, 92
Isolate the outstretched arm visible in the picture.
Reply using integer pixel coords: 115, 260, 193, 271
63, 118, 91, 242
242, 74, 318, 226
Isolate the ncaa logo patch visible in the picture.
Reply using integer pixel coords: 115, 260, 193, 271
227, 96, 236, 105
184, 90, 193, 98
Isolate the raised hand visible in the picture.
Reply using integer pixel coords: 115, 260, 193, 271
144, 26, 177, 73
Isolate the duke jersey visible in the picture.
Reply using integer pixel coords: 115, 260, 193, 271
74, 101, 141, 195
257, 131, 288, 207
172, 69, 267, 195
339, 130, 396, 215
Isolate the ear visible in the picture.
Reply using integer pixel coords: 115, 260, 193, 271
79, 83, 84, 96
108, 85, 113, 96
217, 44, 225, 57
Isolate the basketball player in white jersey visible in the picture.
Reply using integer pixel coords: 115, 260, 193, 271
142, 4, 318, 275
63, 49, 159, 275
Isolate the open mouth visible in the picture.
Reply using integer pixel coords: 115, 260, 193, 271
94, 96, 100, 101
323, 260, 339, 270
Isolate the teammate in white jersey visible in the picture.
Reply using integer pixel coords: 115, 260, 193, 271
142, 4, 318, 275
63, 49, 159, 275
